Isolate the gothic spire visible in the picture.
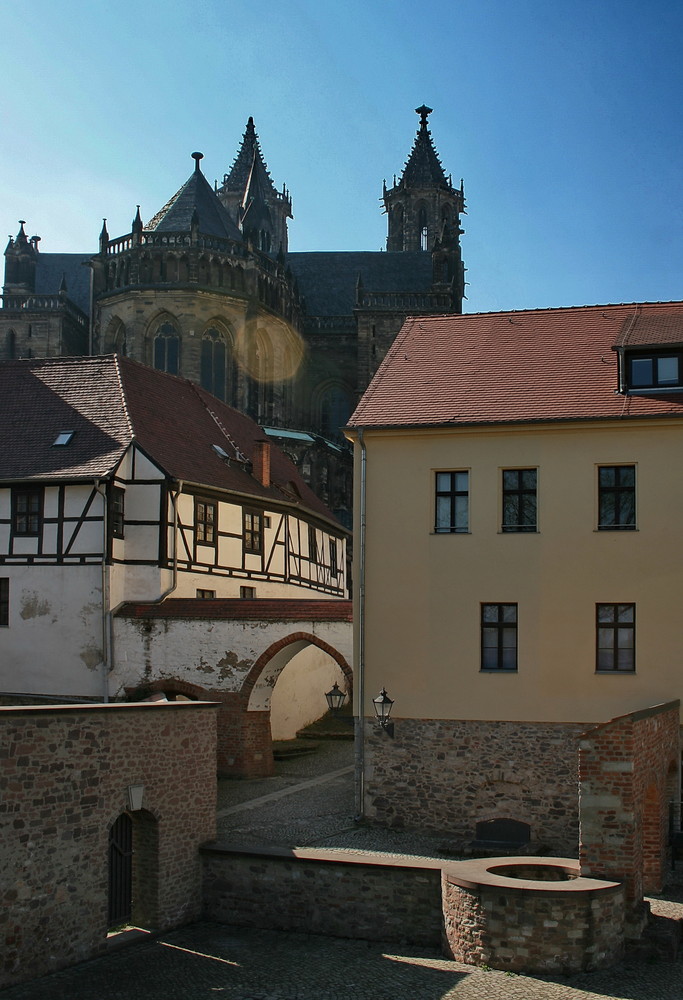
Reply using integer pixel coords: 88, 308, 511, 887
222, 116, 278, 198
398, 105, 450, 190
217, 117, 292, 254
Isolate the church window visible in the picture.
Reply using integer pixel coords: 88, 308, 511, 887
153, 321, 179, 375
200, 328, 227, 400
418, 206, 428, 251
6, 330, 16, 359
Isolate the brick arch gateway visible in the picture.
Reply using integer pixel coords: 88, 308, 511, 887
125, 614, 353, 778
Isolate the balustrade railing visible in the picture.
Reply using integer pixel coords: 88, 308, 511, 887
1, 295, 88, 327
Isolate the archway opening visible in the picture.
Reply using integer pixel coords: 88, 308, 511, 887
108, 809, 159, 932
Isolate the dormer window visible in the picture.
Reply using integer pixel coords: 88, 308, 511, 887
625, 350, 683, 391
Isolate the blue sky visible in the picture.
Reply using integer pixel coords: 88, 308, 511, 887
1, 0, 682, 313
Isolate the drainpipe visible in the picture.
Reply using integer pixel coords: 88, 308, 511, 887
94, 480, 110, 702
152, 482, 181, 604
355, 428, 367, 820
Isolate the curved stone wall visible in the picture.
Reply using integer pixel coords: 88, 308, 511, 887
442, 856, 625, 974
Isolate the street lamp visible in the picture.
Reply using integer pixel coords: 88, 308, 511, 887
372, 687, 394, 737
325, 682, 347, 714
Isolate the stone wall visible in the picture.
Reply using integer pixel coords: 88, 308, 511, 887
362, 718, 587, 854
579, 700, 680, 924
202, 844, 444, 947
442, 858, 625, 974
0, 702, 217, 988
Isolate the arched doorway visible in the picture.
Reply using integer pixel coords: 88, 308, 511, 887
107, 810, 159, 930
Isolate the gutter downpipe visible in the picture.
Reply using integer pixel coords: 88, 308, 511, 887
153, 481, 181, 604
96, 479, 182, 703
355, 428, 367, 821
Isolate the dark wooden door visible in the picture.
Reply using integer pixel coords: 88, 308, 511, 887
108, 813, 133, 927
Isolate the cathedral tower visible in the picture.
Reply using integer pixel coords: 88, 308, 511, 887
383, 105, 465, 255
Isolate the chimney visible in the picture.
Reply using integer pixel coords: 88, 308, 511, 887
252, 438, 271, 488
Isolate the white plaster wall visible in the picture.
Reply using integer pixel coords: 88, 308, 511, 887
270, 645, 347, 740
0, 565, 105, 698
110, 616, 352, 705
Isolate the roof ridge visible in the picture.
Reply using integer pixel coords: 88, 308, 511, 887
113, 355, 135, 440
186, 381, 250, 463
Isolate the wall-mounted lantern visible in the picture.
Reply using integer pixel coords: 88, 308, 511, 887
127, 783, 145, 812
372, 687, 394, 738
325, 682, 347, 714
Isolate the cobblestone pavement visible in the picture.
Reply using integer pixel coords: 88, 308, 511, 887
6, 740, 683, 999
5, 920, 683, 1000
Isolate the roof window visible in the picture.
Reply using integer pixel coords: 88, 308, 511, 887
625, 350, 683, 391
52, 431, 75, 446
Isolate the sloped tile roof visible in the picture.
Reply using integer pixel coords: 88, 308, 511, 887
287, 251, 434, 316
349, 302, 683, 429
0, 356, 131, 480
0, 356, 342, 527
116, 598, 352, 620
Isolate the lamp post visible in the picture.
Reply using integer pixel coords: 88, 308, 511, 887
325, 682, 347, 714
372, 687, 394, 738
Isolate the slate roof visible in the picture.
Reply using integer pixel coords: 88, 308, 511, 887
222, 117, 279, 197
0, 355, 343, 527
287, 251, 434, 316
116, 598, 352, 620
348, 302, 683, 429
146, 159, 242, 241
398, 107, 450, 189
34, 253, 92, 314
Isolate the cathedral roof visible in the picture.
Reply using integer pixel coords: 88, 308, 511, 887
146, 153, 242, 241
222, 117, 279, 199
35, 254, 91, 313
0, 355, 341, 527
241, 149, 274, 233
287, 251, 434, 316
398, 105, 451, 190
349, 302, 683, 429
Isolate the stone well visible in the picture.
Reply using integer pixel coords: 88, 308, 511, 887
442, 856, 625, 974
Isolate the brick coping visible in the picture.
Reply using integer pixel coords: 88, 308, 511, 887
445, 856, 623, 897
202, 840, 445, 872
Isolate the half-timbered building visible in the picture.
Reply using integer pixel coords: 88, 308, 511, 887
0, 355, 350, 773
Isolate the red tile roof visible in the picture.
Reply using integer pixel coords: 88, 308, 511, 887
348, 302, 683, 429
116, 598, 353, 621
0, 356, 341, 528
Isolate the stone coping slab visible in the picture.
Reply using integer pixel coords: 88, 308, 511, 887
444, 856, 622, 897
202, 839, 445, 871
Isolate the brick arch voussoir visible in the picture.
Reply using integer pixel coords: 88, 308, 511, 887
125, 678, 209, 702
241, 631, 352, 702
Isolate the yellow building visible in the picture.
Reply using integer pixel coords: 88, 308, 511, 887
346, 301, 683, 852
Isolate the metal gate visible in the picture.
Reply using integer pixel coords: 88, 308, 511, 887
108, 813, 133, 927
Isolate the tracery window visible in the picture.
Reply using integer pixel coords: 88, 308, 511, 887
153, 321, 179, 375
200, 327, 227, 400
